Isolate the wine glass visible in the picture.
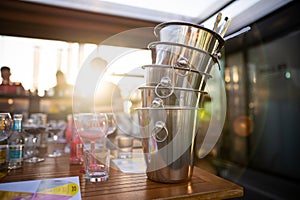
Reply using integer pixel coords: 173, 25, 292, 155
98, 113, 117, 148
73, 113, 108, 180
0, 113, 12, 176
23, 124, 45, 163
106, 113, 117, 136
47, 120, 66, 158
0, 113, 12, 141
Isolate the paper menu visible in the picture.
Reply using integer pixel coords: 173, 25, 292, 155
0, 176, 81, 200
112, 157, 146, 173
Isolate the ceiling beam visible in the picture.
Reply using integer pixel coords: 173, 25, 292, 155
0, 1, 158, 45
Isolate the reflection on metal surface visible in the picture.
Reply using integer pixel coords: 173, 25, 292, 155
233, 115, 253, 137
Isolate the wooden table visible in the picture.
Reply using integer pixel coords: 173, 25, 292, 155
0, 153, 243, 200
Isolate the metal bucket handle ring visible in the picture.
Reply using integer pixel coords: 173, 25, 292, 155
151, 121, 168, 143
174, 57, 191, 77
154, 77, 174, 98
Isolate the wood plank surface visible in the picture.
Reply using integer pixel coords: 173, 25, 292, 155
0, 153, 243, 200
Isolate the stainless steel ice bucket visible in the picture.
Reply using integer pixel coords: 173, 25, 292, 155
139, 86, 206, 108
148, 41, 219, 76
154, 21, 224, 54
142, 64, 211, 91
136, 107, 200, 183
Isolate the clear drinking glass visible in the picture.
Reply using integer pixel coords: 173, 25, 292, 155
47, 120, 66, 158
83, 147, 110, 182
73, 113, 108, 182
23, 125, 46, 163
22, 130, 32, 159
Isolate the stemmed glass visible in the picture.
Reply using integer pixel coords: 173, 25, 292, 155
73, 113, 108, 179
47, 120, 66, 158
23, 124, 46, 163
0, 113, 12, 141
106, 113, 117, 136
0, 113, 11, 176
100, 113, 117, 148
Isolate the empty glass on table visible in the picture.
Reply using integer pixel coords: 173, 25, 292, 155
47, 120, 66, 158
23, 119, 46, 163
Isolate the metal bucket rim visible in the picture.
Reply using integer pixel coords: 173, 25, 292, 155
154, 21, 225, 45
148, 41, 221, 70
148, 41, 214, 57
135, 106, 202, 111
142, 64, 212, 78
138, 85, 207, 94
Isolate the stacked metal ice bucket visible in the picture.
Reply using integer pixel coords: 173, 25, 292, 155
137, 21, 225, 183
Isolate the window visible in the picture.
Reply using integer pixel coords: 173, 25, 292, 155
0, 35, 96, 96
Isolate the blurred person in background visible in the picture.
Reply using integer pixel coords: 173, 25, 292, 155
49, 70, 73, 97
0, 66, 26, 95
94, 81, 124, 113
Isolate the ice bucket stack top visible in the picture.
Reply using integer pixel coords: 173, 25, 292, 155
137, 18, 229, 183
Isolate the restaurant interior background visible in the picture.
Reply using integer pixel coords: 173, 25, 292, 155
1, 0, 299, 199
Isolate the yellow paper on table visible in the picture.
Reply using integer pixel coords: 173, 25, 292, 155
0, 176, 81, 200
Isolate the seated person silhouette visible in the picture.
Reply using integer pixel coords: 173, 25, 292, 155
0, 66, 26, 95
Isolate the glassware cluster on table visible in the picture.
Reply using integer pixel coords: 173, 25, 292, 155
0, 111, 118, 183
0, 112, 82, 171
0, 113, 26, 170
